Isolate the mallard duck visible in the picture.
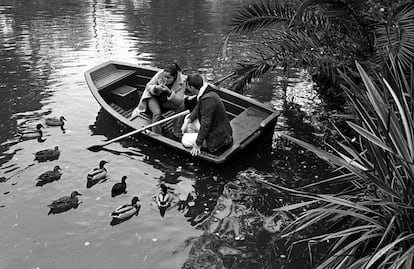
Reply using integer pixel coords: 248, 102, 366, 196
111, 176, 127, 197
34, 146, 60, 162
47, 191, 82, 215
45, 116, 66, 126
156, 183, 172, 209
18, 124, 44, 142
87, 160, 108, 181
110, 196, 140, 220
36, 165, 62, 187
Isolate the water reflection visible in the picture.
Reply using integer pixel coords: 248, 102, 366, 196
181, 168, 298, 268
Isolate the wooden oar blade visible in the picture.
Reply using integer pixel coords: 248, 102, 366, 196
87, 144, 105, 152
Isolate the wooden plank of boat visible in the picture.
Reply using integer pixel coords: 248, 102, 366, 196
231, 107, 269, 146
84, 60, 280, 164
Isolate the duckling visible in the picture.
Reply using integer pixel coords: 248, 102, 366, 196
45, 116, 66, 126
111, 176, 127, 197
110, 196, 140, 220
18, 124, 45, 142
36, 165, 62, 187
34, 146, 60, 162
86, 160, 108, 188
156, 183, 172, 209
47, 191, 82, 215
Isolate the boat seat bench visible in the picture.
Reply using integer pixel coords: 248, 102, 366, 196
94, 69, 136, 90
111, 85, 140, 110
230, 107, 268, 145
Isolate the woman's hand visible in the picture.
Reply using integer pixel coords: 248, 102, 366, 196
160, 85, 171, 95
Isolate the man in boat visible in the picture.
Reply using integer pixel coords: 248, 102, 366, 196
131, 63, 186, 138
181, 73, 233, 156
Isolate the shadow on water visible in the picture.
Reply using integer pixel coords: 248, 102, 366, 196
86, 177, 109, 189
36, 178, 61, 187
158, 206, 167, 217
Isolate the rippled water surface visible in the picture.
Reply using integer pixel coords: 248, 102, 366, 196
0, 1, 333, 268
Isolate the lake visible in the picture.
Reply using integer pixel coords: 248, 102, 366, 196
0, 1, 332, 268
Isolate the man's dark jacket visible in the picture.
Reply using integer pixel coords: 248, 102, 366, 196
188, 85, 233, 153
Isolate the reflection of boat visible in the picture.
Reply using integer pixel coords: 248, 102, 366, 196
84, 60, 279, 164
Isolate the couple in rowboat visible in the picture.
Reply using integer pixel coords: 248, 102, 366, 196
130, 63, 233, 156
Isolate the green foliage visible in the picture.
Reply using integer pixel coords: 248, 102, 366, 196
275, 62, 414, 268
227, 0, 414, 92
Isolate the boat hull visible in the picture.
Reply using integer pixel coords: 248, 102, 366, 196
84, 60, 279, 164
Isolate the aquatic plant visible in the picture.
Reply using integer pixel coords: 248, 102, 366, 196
271, 61, 414, 268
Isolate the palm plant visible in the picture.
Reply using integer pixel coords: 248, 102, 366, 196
265, 61, 414, 268
226, 0, 414, 92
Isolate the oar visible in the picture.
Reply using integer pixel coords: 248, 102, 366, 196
87, 110, 190, 152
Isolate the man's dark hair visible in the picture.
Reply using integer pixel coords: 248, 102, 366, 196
187, 73, 203, 90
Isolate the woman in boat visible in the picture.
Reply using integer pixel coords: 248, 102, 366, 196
131, 63, 187, 137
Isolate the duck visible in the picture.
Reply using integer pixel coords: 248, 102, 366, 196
110, 196, 140, 220
156, 183, 172, 209
34, 146, 60, 162
87, 160, 108, 181
18, 124, 45, 142
47, 191, 82, 215
36, 165, 62, 187
86, 160, 108, 188
111, 176, 127, 197
45, 116, 66, 126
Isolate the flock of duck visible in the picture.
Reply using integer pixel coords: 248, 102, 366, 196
26, 116, 174, 223
44, 159, 174, 222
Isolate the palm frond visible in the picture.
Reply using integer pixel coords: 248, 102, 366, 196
295, 0, 373, 49
375, 3, 414, 73
229, 28, 345, 90
229, 0, 294, 34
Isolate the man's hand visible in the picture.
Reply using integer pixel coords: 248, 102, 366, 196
190, 144, 201, 156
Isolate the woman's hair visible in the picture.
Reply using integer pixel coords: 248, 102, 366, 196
163, 62, 181, 78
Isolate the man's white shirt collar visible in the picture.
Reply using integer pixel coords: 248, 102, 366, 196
197, 82, 208, 100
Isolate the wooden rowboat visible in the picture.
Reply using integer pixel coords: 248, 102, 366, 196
84, 60, 279, 164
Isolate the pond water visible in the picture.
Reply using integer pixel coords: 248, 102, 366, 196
0, 1, 334, 268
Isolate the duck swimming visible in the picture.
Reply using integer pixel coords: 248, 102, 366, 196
86, 160, 108, 188
156, 183, 175, 217
18, 124, 45, 142
111, 176, 127, 197
34, 146, 60, 162
110, 196, 140, 221
47, 191, 82, 215
45, 116, 66, 126
156, 183, 172, 209
36, 165, 62, 187
87, 160, 108, 181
